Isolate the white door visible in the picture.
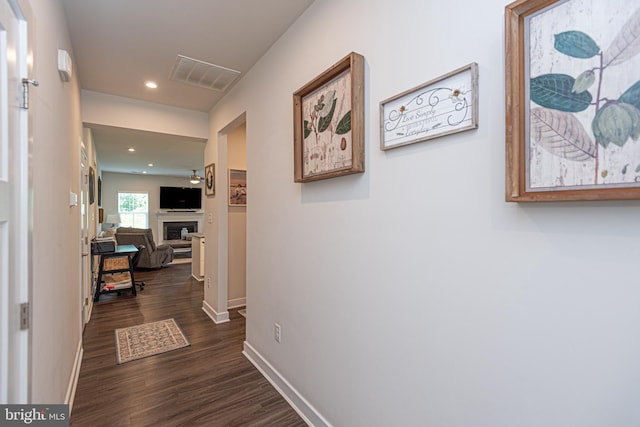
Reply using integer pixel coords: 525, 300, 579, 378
0, 0, 31, 403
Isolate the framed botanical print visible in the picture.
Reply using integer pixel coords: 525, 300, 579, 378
506, 0, 640, 201
293, 52, 365, 182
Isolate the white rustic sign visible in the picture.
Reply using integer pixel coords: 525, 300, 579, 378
380, 63, 478, 150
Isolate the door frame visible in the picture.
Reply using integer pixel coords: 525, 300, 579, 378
0, 0, 34, 403
80, 142, 92, 326
203, 112, 246, 324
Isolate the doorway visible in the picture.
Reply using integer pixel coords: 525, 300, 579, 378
203, 113, 246, 324
227, 124, 246, 311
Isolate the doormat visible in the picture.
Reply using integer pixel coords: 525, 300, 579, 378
114, 318, 190, 364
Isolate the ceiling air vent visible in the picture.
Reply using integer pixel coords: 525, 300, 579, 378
169, 55, 241, 92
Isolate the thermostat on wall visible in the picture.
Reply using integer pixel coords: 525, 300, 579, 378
58, 49, 73, 82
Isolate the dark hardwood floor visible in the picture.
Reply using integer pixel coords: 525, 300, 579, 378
71, 263, 306, 427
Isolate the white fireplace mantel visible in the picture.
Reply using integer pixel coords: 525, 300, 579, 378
156, 211, 204, 243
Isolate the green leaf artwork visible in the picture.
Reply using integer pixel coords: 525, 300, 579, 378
529, 4, 640, 187
554, 31, 600, 58
530, 74, 592, 112
619, 80, 640, 110
335, 111, 351, 135
300, 67, 354, 178
592, 102, 640, 147
572, 70, 596, 93
303, 120, 312, 139
317, 98, 336, 133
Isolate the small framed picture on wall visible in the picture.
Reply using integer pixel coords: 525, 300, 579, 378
228, 169, 246, 206
205, 163, 215, 196
89, 167, 95, 204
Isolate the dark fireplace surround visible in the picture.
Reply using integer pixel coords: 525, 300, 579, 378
163, 221, 198, 240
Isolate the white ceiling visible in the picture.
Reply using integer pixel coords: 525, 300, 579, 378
88, 125, 208, 177
62, 0, 314, 177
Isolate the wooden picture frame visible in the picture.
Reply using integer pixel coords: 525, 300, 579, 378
228, 169, 246, 206
97, 176, 102, 206
380, 63, 478, 150
293, 52, 365, 182
89, 167, 95, 204
205, 163, 215, 196
506, 0, 640, 202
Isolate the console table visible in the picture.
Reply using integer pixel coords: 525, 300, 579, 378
93, 244, 138, 301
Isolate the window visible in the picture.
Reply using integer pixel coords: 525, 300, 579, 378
118, 192, 148, 228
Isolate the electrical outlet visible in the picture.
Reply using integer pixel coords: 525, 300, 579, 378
207, 213, 213, 224
206, 277, 211, 288
274, 323, 281, 343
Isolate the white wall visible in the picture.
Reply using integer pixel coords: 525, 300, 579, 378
81, 90, 209, 140
227, 124, 246, 307
29, 0, 84, 404
207, 0, 640, 426
101, 172, 204, 240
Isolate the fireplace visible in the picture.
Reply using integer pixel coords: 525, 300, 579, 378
156, 211, 204, 244
163, 221, 198, 241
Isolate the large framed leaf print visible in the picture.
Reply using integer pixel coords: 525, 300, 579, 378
506, 0, 640, 201
293, 52, 364, 183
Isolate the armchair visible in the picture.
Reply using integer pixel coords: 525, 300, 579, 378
115, 227, 174, 269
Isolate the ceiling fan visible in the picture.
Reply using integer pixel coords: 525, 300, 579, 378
189, 169, 203, 184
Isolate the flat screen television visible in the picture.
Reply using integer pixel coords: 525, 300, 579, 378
160, 186, 202, 210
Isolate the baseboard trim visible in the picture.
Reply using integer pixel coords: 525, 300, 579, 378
228, 297, 246, 309
86, 299, 93, 323
65, 340, 83, 413
201, 300, 230, 324
243, 341, 331, 427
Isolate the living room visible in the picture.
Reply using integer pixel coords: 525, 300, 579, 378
93, 121, 247, 308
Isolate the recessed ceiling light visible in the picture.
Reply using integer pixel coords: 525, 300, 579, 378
142, 171, 147, 174
145, 81, 158, 89
128, 148, 135, 152
148, 163, 154, 167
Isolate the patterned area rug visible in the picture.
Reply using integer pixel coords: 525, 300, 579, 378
114, 318, 190, 364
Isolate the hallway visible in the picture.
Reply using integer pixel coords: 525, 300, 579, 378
70, 264, 305, 426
